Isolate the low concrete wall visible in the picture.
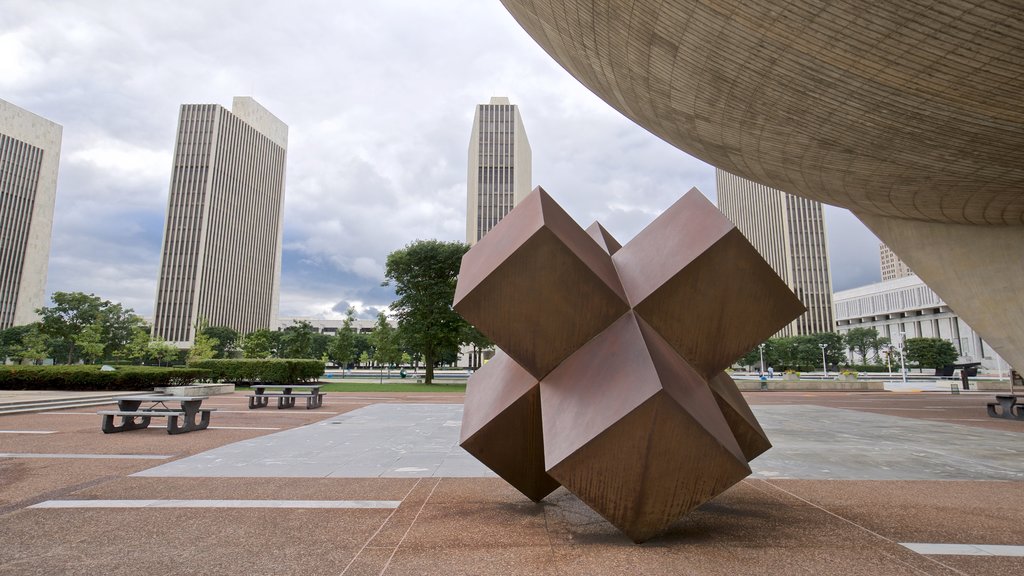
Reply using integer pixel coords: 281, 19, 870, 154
154, 383, 235, 397
736, 379, 885, 392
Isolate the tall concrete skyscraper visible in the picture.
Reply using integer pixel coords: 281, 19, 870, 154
466, 97, 531, 245
0, 99, 61, 330
879, 242, 914, 281
153, 97, 287, 345
716, 169, 834, 336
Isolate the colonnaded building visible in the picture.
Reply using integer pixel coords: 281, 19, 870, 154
834, 274, 1006, 371
153, 97, 288, 345
0, 99, 61, 330
466, 97, 531, 245
716, 169, 833, 336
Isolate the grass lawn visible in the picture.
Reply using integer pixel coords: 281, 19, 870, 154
238, 381, 466, 393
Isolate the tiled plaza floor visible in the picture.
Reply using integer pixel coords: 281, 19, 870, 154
0, 390, 1021, 575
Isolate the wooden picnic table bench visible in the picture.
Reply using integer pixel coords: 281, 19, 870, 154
986, 394, 1024, 420
98, 395, 216, 434
246, 384, 323, 410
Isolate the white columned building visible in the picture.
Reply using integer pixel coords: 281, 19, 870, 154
466, 97, 532, 246
153, 97, 288, 345
834, 275, 1006, 370
0, 99, 61, 329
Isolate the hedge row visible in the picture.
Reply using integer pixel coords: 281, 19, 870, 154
187, 359, 324, 385
0, 365, 210, 391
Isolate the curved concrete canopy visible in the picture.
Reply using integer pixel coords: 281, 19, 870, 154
500, 0, 1024, 226
500, 0, 1024, 369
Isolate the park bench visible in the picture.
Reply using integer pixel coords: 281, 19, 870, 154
246, 384, 323, 410
98, 395, 216, 434
986, 395, 1024, 420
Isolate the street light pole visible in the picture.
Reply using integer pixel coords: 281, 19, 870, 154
898, 332, 907, 385
758, 343, 765, 374
819, 343, 828, 378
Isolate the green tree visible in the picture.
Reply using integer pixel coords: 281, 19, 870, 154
74, 321, 107, 364
383, 240, 470, 384
20, 327, 51, 365
808, 332, 847, 368
201, 325, 240, 358
37, 292, 145, 363
148, 337, 179, 366
359, 350, 371, 368
0, 325, 36, 363
328, 308, 357, 369
241, 329, 275, 359
281, 320, 316, 358
370, 312, 402, 376
904, 337, 959, 369
122, 326, 152, 364
844, 327, 879, 364
188, 332, 219, 363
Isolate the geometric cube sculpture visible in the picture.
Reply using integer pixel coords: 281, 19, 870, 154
455, 186, 803, 542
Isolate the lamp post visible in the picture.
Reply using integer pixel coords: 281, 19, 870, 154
897, 332, 907, 385
758, 343, 765, 374
819, 343, 828, 378
885, 345, 893, 376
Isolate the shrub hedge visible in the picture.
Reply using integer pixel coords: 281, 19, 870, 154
187, 359, 324, 385
0, 365, 210, 391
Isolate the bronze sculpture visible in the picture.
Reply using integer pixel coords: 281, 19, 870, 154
456, 187, 803, 542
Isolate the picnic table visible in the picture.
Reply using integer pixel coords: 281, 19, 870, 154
98, 395, 215, 434
987, 395, 1024, 420
246, 384, 324, 410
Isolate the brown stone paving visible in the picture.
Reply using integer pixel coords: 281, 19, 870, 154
0, 391, 1020, 575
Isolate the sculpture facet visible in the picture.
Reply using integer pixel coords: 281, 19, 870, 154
457, 187, 800, 541
454, 187, 628, 380
459, 350, 559, 502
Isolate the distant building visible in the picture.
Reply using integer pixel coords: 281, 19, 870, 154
0, 99, 61, 329
879, 242, 914, 281
274, 317, 378, 335
834, 274, 1005, 370
466, 97, 532, 245
153, 97, 287, 345
716, 169, 834, 336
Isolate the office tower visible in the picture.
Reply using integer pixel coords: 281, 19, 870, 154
0, 99, 61, 329
716, 169, 834, 336
879, 242, 914, 281
153, 97, 287, 344
466, 97, 532, 245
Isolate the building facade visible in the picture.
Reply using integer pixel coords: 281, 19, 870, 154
153, 97, 287, 345
834, 275, 1006, 370
716, 169, 834, 336
466, 97, 531, 245
0, 99, 61, 329
879, 242, 914, 281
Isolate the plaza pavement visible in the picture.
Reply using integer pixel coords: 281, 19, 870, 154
0, 390, 1021, 575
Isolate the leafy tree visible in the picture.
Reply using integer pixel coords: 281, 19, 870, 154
0, 325, 36, 363
281, 320, 316, 358
148, 337, 180, 366
20, 327, 51, 365
353, 332, 372, 364
844, 327, 879, 364
241, 329, 275, 359
122, 326, 152, 364
36, 292, 145, 363
310, 333, 332, 361
904, 337, 959, 368
383, 240, 470, 384
370, 312, 402, 375
359, 350, 371, 368
188, 331, 219, 364
808, 332, 847, 368
201, 325, 240, 358
328, 308, 356, 369
74, 321, 106, 364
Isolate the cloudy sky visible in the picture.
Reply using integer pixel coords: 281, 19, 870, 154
3, 0, 882, 321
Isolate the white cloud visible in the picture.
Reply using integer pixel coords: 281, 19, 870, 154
1, 0, 882, 317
